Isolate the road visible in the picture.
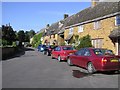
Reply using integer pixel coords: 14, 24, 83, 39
2, 47, 119, 88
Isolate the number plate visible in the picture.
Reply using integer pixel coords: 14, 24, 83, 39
111, 59, 118, 62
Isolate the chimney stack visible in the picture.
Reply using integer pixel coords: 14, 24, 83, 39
64, 14, 69, 19
91, 0, 99, 7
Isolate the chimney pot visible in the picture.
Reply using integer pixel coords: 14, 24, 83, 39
64, 14, 69, 19
92, 0, 99, 7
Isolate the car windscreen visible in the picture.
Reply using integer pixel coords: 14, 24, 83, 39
62, 47, 74, 50
42, 45, 46, 47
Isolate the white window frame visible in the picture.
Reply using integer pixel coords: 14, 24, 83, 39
78, 25, 84, 33
92, 39, 103, 48
115, 15, 120, 26
69, 27, 73, 34
94, 21, 101, 30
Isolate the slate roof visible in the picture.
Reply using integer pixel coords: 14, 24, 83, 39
109, 26, 120, 38
48, 22, 59, 35
64, 2, 120, 27
43, 1, 120, 36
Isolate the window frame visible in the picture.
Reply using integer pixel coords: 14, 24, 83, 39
94, 20, 101, 30
69, 27, 73, 34
78, 25, 84, 33
92, 38, 103, 48
115, 15, 120, 26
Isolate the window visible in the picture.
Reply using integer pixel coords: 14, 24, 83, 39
62, 47, 75, 50
75, 49, 85, 56
84, 49, 91, 56
115, 15, 120, 26
78, 25, 84, 33
69, 28, 73, 34
54, 47, 61, 51
92, 39, 103, 48
93, 49, 103, 56
94, 21, 101, 30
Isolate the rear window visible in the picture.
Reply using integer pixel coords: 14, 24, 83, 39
42, 45, 46, 47
101, 49, 114, 55
93, 49, 114, 56
62, 47, 75, 50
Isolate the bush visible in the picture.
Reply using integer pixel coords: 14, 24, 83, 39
12, 42, 17, 47
61, 42, 65, 46
2, 39, 8, 46
32, 32, 43, 48
76, 35, 92, 50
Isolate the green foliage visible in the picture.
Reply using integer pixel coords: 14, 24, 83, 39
2, 39, 8, 46
0, 39, 2, 46
61, 42, 65, 46
17, 30, 25, 43
76, 35, 92, 50
29, 30, 35, 38
32, 32, 43, 48
12, 42, 17, 47
2, 25, 16, 45
24, 31, 30, 42
70, 39, 75, 44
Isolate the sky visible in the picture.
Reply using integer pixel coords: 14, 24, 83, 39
2, 2, 91, 33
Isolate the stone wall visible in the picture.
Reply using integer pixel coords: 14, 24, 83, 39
64, 16, 118, 54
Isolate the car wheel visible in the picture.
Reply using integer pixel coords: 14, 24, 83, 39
67, 57, 73, 66
87, 62, 96, 74
58, 56, 61, 62
47, 52, 50, 56
43, 51, 46, 55
51, 54, 54, 59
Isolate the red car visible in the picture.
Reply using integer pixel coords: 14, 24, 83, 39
51, 46, 77, 62
67, 48, 120, 74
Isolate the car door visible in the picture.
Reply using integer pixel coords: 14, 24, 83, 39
76, 49, 86, 67
52, 47, 58, 58
72, 49, 84, 67
56, 47, 61, 58
53, 47, 61, 58
82, 49, 91, 68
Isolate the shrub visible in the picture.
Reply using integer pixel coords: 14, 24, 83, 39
76, 35, 92, 50
2, 39, 8, 46
12, 42, 17, 47
31, 32, 43, 48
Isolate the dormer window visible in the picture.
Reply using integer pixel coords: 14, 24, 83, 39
115, 15, 120, 26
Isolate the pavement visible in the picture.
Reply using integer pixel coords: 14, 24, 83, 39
2, 47, 120, 88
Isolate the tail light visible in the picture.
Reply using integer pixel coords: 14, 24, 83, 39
101, 58, 107, 63
48, 48, 52, 51
101, 58, 107, 66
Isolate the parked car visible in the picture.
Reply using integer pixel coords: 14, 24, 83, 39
37, 44, 46, 52
51, 46, 77, 62
37, 44, 42, 51
67, 48, 120, 74
44, 45, 58, 56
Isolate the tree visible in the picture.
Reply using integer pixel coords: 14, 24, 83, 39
25, 31, 30, 42
2, 25, 16, 45
32, 32, 43, 47
17, 30, 25, 46
76, 35, 92, 50
29, 30, 35, 38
